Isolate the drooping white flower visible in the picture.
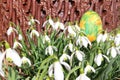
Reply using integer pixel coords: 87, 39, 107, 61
94, 53, 109, 66
114, 34, 120, 46
60, 54, 71, 71
21, 57, 31, 66
74, 24, 80, 32
13, 41, 22, 49
64, 42, 74, 52
7, 27, 13, 36
18, 34, 23, 40
54, 61, 64, 80
97, 32, 108, 43
54, 21, 65, 30
43, 35, 51, 44
42, 18, 55, 29
94, 53, 103, 66
48, 61, 64, 80
68, 25, 76, 37
84, 64, 95, 74
28, 18, 40, 25
76, 73, 90, 80
71, 50, 85, 62
0, 52, 5, 77
76, 36, 91, 48
5, 48, 22, 67
48, 64, 54, 77
60, 53, 70, 62
45, 45, 57, 56
48, 18, 55, 28
107, 46, 120, 58
30, 29, 39, 38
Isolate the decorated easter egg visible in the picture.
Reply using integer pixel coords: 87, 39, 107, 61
79, 10, 103, 42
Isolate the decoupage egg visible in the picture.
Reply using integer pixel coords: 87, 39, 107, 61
79, 10, 103, 42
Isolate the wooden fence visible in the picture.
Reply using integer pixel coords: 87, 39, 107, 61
0, 0, 120, 45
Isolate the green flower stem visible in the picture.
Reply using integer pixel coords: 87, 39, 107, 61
65, 66, 81, 80
36, 55, 57, 80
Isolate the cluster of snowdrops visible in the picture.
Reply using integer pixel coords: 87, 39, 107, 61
0, 16, 120, 80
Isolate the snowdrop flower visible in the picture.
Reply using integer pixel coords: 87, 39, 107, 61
42, 17, 55, 29
64, 42, 74, 52
76, 73, 90, 80
94, 52, 109, 66
28, 18, 40, 25
84, 64, 95, 74
13, 41, 22, 49
0, 52, 5, 77
7, 27, 18, 36
48, 61, 64, 80
45, 45, 57, 56
5, 48, 22, 67
76, 36, 91, 48
60, 53, 70, 62
21, 57, 31, 66
60, 53, 71, 71
30, 29, 39, 38
48, 18, 55, 28
18, 34, 23, 40
7, 27, 13, 36
71, 49, 85, 62
114, 34, 120, 46
54, 21, 65, 30
43, 35, 51, 44
74, 23, 80, 32
68, 25, 76, 37
107, 46, 120, 58
97, 31, 108, 43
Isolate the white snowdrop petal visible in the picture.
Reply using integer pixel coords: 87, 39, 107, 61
75, 24, 80, 32
111, 47, 117, 58
89, 66, 95, 73
11, 50, 22, 67
45, 35, 50, 43
7, 27, 13, 36
102, 55, 110, 62
76, 51, 83, 61
69, 43, 73, 52
0, 52, 5, 77
45, 47, 48, 55
60, 23, 64, 30
107, 48, 110, 55
54, 22, 59, 30
54, 61, 64, 80
48, 46, 53, 56
60, 54, 70, 62
76, 74, 90, 80
42, 20, 48, 27
30, 30, 39, 38
18, 34, 23, 40
94, 54, 103, 66
13, 41, 22, 49
48, 64, 54, 77
97, 34, 102, 43
84, 65, 95, 74
68, 26, 76, 37
34, 19, 40, 24
6, 49, 22, 67
60, 62, 71, 71
81, 37, 88, 48
21, 57, 31, 66
70, 53, 75, 66
102, 33, 107, 42
52, 46, 58, 52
